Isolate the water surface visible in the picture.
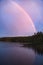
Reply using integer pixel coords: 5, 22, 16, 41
0, 42, 43, 65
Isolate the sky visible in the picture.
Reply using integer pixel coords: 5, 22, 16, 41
0, 0, 43, 37
14, 0, 43, 32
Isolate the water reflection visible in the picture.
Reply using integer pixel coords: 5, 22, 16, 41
0, 42, 43, 65
34, 55, 43, 65
23, 44, 43, 55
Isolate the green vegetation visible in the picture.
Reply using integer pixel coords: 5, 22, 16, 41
0, 32, 43, 44
23, 44, 43, 55
0, 32, 43, 55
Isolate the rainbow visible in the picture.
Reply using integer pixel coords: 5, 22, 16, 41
11, 1, 37, 32
0, 1, 37, 37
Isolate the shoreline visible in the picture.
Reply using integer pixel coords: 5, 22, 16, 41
0, 32, 43, 44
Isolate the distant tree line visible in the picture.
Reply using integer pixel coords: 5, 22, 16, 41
0, 32, 43, 44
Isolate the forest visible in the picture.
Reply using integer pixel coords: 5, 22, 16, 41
0, 32, 43, 44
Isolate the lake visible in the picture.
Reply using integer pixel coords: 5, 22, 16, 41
0, 42, 43, 65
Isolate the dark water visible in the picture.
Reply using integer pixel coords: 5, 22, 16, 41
0, 42, 43, 65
